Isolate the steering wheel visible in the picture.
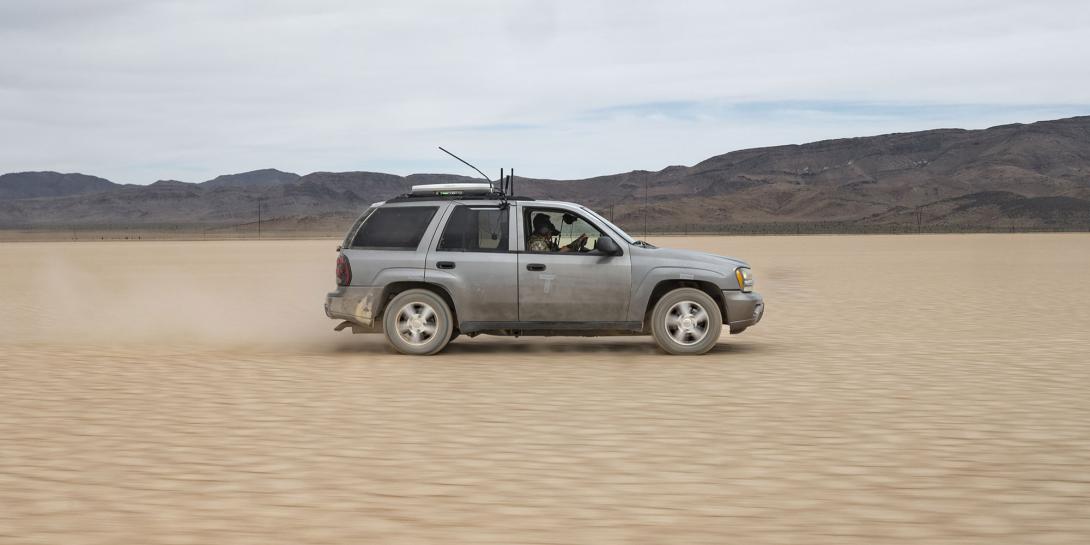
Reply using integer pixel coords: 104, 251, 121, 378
575, 234, 590, 252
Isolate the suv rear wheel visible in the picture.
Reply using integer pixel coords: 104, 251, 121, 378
650, 288, 723, 355
383, 289, 455, 355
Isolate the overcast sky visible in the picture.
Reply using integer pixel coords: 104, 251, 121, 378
2, 0, 1089, 183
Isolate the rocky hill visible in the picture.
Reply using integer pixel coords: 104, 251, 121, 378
0, 170, 475, 228
200, 168, 300, 189
2, 116, 1089, 232
516, 115, 1090, 229
0, 172, 116, 200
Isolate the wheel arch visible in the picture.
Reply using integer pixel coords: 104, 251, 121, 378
643, 279, 727, 330
378, 281, 460, 328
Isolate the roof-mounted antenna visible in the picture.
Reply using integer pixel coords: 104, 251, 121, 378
498, 168, 508, 208
438, 146, 492, 192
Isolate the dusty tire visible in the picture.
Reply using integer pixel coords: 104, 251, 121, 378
382, 289, 454, 355
650, 288, 723, 355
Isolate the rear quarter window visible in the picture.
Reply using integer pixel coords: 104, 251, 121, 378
350, 206, 438, 250
342, 206, 376, 247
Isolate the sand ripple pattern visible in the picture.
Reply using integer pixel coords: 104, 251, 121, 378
1, 235, 1089, 544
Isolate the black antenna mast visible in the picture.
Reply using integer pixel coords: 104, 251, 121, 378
438, 146, 492, 190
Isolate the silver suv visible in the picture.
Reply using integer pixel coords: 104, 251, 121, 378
325, 183, 764, 355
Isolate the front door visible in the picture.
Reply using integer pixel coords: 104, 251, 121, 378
517, 206, 632, 323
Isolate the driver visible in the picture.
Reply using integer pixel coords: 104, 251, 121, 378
528, 213, 587, 252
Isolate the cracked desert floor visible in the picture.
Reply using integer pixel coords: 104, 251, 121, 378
1, 234, 1088, 545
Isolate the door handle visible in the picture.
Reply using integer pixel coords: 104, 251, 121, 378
526, 263, 546, 271
436, 261, 456, 270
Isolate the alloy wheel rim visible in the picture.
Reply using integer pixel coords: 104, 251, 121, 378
665, 300, 710, 346
396, 302, 439, 345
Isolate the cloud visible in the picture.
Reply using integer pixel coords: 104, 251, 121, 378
583, 100, 1090, 125
1, 0, 1088, 182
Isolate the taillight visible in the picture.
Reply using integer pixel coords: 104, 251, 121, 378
336, 254, 352, 286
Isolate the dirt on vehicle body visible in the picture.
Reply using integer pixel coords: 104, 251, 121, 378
326, 183, 763, 355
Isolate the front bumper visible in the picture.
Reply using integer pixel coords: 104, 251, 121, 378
722, 290, 764, 334
325, 286, 384, 327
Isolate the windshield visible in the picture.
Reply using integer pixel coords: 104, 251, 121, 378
581, 206, 637, 244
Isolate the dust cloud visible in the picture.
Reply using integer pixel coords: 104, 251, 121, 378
0, 239, 343, 349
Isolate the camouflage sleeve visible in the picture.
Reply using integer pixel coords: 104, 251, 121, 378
529, 237, 552, 252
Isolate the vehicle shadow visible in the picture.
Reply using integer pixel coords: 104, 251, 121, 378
325, 336, 765, 357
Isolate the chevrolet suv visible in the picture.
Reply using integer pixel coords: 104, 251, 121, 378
325, 183, 764, 355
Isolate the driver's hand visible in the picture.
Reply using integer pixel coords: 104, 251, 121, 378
562, 234, 588, 250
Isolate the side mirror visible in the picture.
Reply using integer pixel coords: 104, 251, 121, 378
594, 235, 622, 256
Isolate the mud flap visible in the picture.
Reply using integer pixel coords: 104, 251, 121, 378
334, 320, 381, 334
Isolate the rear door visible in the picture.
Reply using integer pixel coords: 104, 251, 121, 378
516, 205, 632, 323
424, 203, 518, 323
344, 203, 442, 286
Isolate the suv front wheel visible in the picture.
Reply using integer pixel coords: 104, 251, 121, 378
383, 289, 455, 355
650, 288, 723, 355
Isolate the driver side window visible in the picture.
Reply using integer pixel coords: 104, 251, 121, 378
524, 208, 605, 253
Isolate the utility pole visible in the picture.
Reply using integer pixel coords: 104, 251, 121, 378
643, 179, 649, 237
257, 201, 262, 239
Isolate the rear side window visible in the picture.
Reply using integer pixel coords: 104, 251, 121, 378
351, 206, 437, 249
342, 206, 376, 247
437, 206, 509, 252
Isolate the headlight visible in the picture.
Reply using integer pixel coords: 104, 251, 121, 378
735, 267, 754, 292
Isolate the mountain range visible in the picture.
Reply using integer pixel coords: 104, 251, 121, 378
2, 115, 1089, 232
